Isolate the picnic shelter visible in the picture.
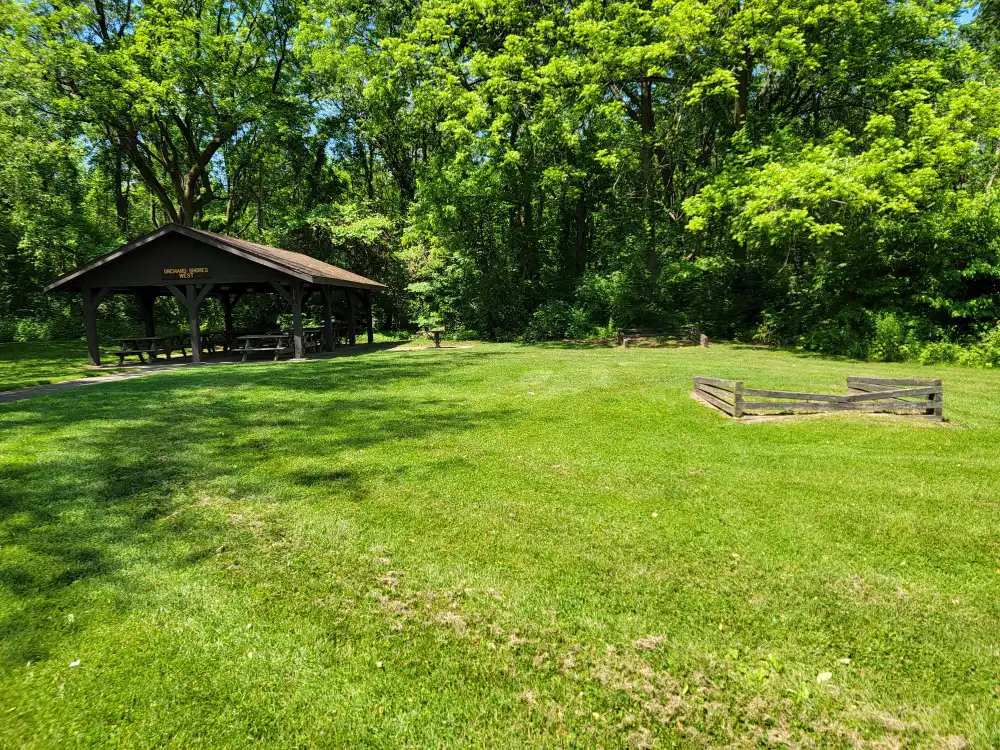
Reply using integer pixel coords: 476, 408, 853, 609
43, 224, 387, 365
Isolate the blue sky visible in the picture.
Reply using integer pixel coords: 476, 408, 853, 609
958, 4, 978, 25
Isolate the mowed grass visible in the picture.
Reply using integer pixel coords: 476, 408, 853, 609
0, 335, 412, 392
1, 342, 998, 747
0, 341, 121, 392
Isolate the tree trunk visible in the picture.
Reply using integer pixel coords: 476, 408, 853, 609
136, 289, 156, 337
575, 189, 588, 275
178, 192, 196, 227
113, 150, 129, 235
226, 189, 237, 231
521, 170, 535, 281
81, 287, 102, 366
734, 47, 753, 129
257, 164, 264, 232
640, 78, 657, 278
359, 140, 375, 202
987, 138, 1000, 192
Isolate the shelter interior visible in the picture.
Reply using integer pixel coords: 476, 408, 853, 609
44, 224, 387, 366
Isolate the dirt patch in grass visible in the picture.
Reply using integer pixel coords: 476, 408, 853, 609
359, 552, 951, 747
633, 635, 667, 651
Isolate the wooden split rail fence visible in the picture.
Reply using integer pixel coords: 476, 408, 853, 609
618, 326, 708, 347
693, 376, 943, 420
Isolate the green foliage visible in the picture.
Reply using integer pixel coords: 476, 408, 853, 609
3, 0, 1000, 359
522, 300, 594, 342
870, 312, 910, 363
918, 340, 967, 365
958, 323, 1000, 367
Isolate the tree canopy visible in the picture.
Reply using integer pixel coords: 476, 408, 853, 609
2, 0, 1000, 360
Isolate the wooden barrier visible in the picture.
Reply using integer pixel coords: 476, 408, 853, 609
693, 376, 943, 421
619, 326, 708, 347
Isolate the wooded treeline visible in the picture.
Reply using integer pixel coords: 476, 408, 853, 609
3, 0, 1000, 362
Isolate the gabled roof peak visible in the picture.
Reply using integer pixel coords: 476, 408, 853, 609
44, 224, 387, 293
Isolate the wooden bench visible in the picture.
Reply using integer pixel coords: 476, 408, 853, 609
618, 326, 708, 347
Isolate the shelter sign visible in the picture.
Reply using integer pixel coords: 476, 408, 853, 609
163, 267, 210, 280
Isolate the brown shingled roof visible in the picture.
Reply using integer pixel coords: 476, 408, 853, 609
188, 228, 386, 289
44, 224, 387, 292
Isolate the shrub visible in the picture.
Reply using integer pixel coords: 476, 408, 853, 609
14, 318, 50, 342
0, 318, 16, 343
797, 319, 870, 359
917, 341, 962, 365
869, 311, 908, 362
47, 314, 82, 340
966, 325, 1000, 368
751, 312, 784, 346
523, 301, 594, 342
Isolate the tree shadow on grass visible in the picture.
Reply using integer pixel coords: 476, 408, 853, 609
725, 343, 877, 366
0, 350, 513, 667
529, 340, 705, 351
526, 340, 615, 350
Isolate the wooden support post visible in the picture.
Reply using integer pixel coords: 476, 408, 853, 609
321, 286, 335, 352
169, 283, 213, 364
364, 289, 374, 344
291, 282, 305, 359
929, 382, 944, 421
136, 290, 156, 338
81, 287, 101, 366
346, 288, 356, 346
220, 292, 234, 351
186, 284, 201, 363
733, 381, 744, 418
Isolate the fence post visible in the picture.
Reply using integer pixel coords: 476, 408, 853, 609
734, 381, 744, 418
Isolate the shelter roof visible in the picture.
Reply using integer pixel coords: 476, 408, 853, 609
44, 224, 387, 292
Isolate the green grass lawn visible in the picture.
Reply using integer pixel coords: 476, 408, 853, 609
0, 340, 123, 392
1, 342, 998, 747
0, 335, 410, 392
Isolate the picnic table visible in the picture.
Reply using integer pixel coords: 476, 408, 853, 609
235, 333, 293, 362
418, 327, 446, 348
301, 327, 326, 353
113, 335, 187, 365
300, 324, 353, 349
334, 323, 352, 346
199, 331, 230, 354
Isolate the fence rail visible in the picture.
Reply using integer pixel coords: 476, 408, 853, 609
618, 326, 708, 347
693, 376, 943, 420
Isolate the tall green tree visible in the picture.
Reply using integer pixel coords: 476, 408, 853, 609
2, 0, 303, 226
